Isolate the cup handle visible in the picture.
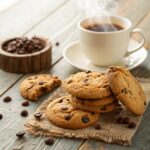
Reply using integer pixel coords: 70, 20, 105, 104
126, 28, 145, 56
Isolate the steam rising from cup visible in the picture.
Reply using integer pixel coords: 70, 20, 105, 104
77, 0, 119, 31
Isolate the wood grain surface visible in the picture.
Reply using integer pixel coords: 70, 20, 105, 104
0, 0, 149, 150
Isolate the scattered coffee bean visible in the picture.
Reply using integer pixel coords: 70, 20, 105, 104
45, 138, 54, 145
94, 124, 102, 130
64, 115, 71, 121
116, 117, 123, 124
16, 131, 25, 138
82, 116, 89, 123
128, 122, 136, 129
55, 42, 59, 46
3, 96, 12, 102
20, 110, 28, 117
123, 117, 130, 124
61, 106, 68, 110
34, 112, 42, 119
21, 101, 29, 107
0, 113, 3, 120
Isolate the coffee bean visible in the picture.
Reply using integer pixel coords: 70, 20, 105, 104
34, 112, 42, 119
20, 110, 28, 117
45, 138, 54, 145
122, 117, 130, 124
64, 115, 71, 121
3, 96, 12, 102
16, 131, 25, 138
55, 42, 59, 46
128, 122, 136, 129
21, 101, 29, 107
82, 116, 89, 123
0, 113, 3, 120
116, 117, 123, 124
61, 106, 68, 110
94, 124, 101, 130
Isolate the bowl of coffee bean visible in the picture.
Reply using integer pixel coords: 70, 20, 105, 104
0, 36, 52, 73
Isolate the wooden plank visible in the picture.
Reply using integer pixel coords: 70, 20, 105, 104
0, 0, 68, 39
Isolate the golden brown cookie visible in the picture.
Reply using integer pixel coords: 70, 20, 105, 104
20, 74, 61, 101
107, 66, 146, 115
62, 71, 111, 99
46, 96, 100, 129
70, 96, 117, 113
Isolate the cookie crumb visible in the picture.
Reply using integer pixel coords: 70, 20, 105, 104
55, 42, 59, 46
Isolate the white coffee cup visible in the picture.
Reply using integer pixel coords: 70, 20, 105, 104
78, 15, 145, 66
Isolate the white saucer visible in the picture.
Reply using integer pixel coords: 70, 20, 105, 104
63, 39, 148, 73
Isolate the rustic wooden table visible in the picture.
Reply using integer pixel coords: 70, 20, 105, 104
0, 0, 150, 149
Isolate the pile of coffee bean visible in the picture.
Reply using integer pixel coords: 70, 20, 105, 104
2, 37, 45, 54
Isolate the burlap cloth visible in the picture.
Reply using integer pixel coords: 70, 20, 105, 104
25, 78, 150, 146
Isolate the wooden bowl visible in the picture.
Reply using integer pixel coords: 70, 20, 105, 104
0, 37, 52, 73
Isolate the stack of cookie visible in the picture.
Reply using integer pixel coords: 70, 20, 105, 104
46, 66, 146, 130
46, 70, 119, 130
62, 71, 118, 113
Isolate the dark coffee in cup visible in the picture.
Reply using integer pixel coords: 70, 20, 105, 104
85, 23, 123, 32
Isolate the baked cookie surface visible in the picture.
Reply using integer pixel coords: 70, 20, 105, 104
70, 96, 116, 113
107, 66, 146, 115
62, 71, 111, 99
20, 74, 61, 101
46, 96, 100, 129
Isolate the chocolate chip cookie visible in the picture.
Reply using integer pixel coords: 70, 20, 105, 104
70, 96, 117, 113
107, 66, 146, 115
62, 71, 111, 99
20, 74, 61, 101
46, 96, 100, 129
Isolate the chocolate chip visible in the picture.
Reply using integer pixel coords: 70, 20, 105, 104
94, 123, 102, 130
128, 90, 132, 95
59, 99, 63, 103
21, 101, 29, 107
34, 112, 42, 119
82, 78, 88, 86
38, 81, 44, 85
123, 117, 130, 124
3, 96, 12, 102
20, 110, 28, 117
116, 117, 123, 124
45, 138, 54, 145
82, 116, 89, 123
61, 106, 68, 110
85, 70, 91, 73
67, 79, 73, 84
16, 131, 25, 138
91, 112, 95, 115
101, 106, 106, 111
0, 114, 3, 120
128, 122, 136, 129
64, 115, 71, 121
55, 42, 59, 46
